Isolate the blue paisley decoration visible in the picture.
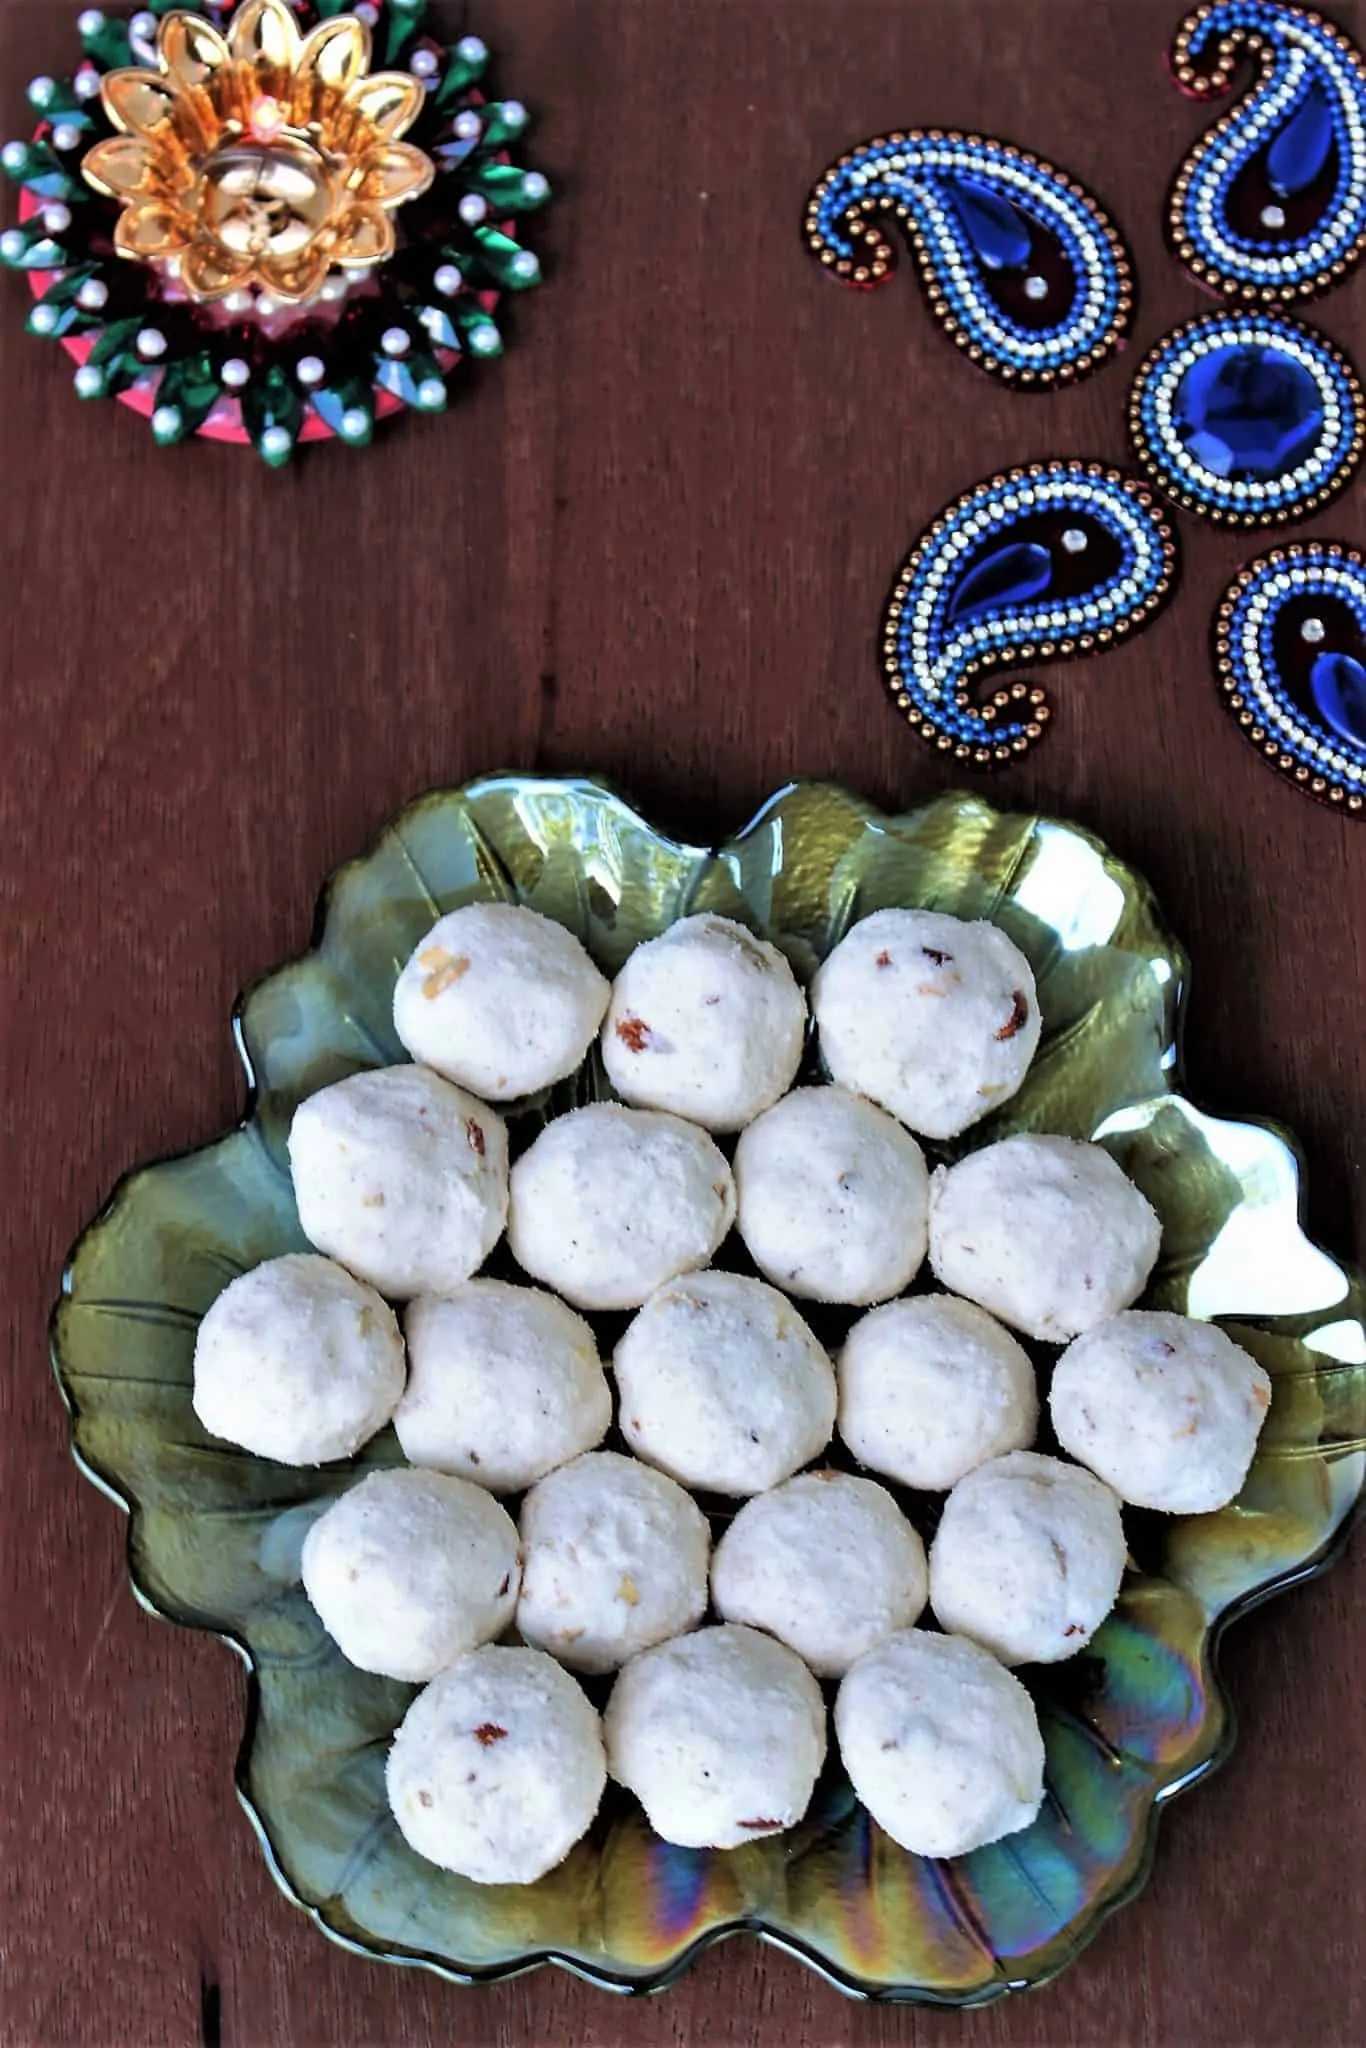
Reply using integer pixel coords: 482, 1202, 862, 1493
1128, 309, 1363, 524
1168, 2, 1366, 302
1215, 543, 1366, 811
804, 132, 1133, 388
882, 465, 1179, 763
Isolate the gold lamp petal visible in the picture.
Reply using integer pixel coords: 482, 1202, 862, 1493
330, 206, 396, 267
228, 0, 302, 71
158, 11, 231, 91
349, 73, 427, 139
298, 14, 371, 92
81, 136, 161, 200
258, 248, 332, 303
353, 142, 435, 208
113, 200, 190, 261
180, 240, 253, 298
98, 69, 179, 139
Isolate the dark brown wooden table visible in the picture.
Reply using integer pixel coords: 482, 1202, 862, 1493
3, 2, 1363, 2042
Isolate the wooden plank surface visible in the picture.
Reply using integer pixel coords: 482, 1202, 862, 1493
1, 1, 1362, 2042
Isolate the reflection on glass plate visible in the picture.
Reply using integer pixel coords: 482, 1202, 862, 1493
50, 778, 1365, 2004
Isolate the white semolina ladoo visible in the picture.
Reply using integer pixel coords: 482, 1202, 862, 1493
837, 1293, 1038, 1491
928, 1133, 1162, 1342
614, 1270, 837, 1496
811, 908, 1042, 1140
604, 1623, 826, 1849
397, 1280, 612, 1492
734, 1085, 930, 1305
517, 1451, 711, 1674
288, 1064, 508, 1299
1050, 1309, 1272, 1513
835, 1629, 1046, 1858
601, 914, 807, 1132
301, 1468, 520, 1682
392, 901, 610, 1102
387, 1645, 607, 1884
710, 1471, 928, 1677
508, 1103, 735, 1311
929, 1450, 1128, 1665
192, 1253, 404, 1466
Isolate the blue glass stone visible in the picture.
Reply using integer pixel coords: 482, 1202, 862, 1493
1175, 344, 1324, 480
949, 541, 1052, 622
1266, 82, 1335, 199
1309, 650, 1366, 745
941, 174, 1033, 272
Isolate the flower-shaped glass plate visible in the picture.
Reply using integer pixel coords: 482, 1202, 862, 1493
50, 777, 1366, 2004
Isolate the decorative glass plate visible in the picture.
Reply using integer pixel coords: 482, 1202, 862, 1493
50, 777, 1365, 2005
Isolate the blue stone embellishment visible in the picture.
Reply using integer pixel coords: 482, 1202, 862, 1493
882, 464, 1179, 763
1168, 3, 1366, 303
804, 132, 1133, 389
1128, 310, 1362, 525
1214, 543, 1366, 811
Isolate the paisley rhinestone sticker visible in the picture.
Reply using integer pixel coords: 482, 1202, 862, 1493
882, 463, 1180, 763
1128, 309, 1363, 525
1215, 543, 1366, 811
1167, 1, 1366, 303
804, 131, 1134, 388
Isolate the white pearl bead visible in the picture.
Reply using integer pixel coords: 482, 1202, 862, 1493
78, 10, 106, 32
260, 426, 292, 460
458, 194, 488, 225
52, 124, 83, 154
418, 377, 446, 408
221, 358, 251, 389
152, 405, 181, 439
381, 327, 410, 357
433, 264, 462, 296
500, 101, 528, 128
510, 250, 540, 282
453, 112, 482, 141
77, 278, 108, 310
1301, 617, 1327, 643
1060, 528, 1088, 554
30, 303, 59, 333
1023, 274, 1048, 301
74, 364, 104, 396
0, 229, 26, 260
410, 50, 439, 80
2, 141, 28, 173
255, 293, 278, 319
223, 290, 253, 316
457, 36, 488, 63
43, 203, 72, 233
28, 76, 57, 107
521, 172, 549, 202
136, 327, 167, 359
296, 355, 325, 387
468, 321, 500, 354
341, 408, 369, 439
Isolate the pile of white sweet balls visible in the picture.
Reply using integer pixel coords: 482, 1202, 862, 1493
192, 900, 1272, 1885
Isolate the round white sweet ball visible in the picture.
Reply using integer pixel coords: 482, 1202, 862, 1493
604, 1624, 826, 1849
301, 1468, 520, 1682
1050, 1310, 1272, 1514
710, 1471, 927, 1677
601, 914, 806, 1132
615, 1271, 836, 1496
811, 908, 1041, 1140
397, 1281, 611, 1491
193, 1253, 404, 1466
835, 1629, 1045, 1858
386, 1646, 606, 1884
288, 1065, 508, 1299
508, 1104, 735, 1311
392, 902, 610, 1102
734, 1085, 929, 1305
930, 1450, 1127, 1665
928, 1134, 1162, 1342
517, 1451, 710, 1674
837, 1293, 1038, 1491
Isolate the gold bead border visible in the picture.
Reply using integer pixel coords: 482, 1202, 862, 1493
802, 131, 1135, 391
1166, 5, 1366, 304
1214, 540, 1366, 814
1126, 311, 1366, 528
881, 462, 1180, 767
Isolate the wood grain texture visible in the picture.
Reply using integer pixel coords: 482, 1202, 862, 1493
1, 1, 1362, 2042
